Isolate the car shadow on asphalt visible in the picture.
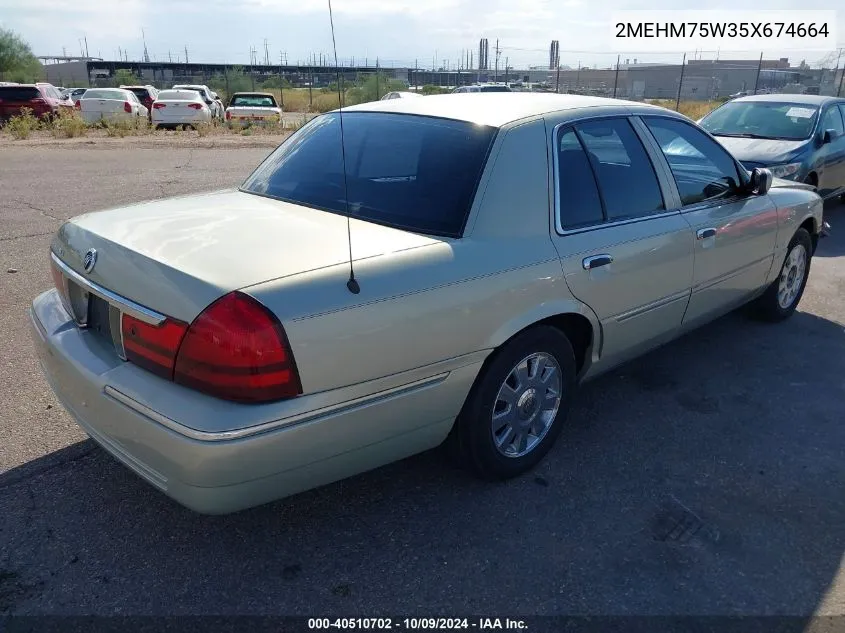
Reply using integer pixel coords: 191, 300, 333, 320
814, 198, 845, 258
2, 309, 845, 617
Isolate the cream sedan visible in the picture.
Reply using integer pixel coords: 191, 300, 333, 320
32, 94, 823, 514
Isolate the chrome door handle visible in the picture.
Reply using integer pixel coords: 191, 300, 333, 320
696, 227, 717, 240
582, 254, 613, 270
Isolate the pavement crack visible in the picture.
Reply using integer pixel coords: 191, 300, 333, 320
10, 198, 63, 223
0, 231, 53, 242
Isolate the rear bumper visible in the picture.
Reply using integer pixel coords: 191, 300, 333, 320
30, 289, 475, 514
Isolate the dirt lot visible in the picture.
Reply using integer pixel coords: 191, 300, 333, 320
1, 143, 844, 621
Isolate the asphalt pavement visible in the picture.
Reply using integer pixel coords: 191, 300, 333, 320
1, 145, 844, 620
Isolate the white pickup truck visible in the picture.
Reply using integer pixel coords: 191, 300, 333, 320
224, 92, 282, 126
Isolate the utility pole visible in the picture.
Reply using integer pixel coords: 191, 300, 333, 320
676, 52, 687, 110
576, 61, 581, 92
168, 50, 172, 63
279, 51, 285, 109
185, 46, 189, 64
494, 39, 500, 82
376, 57, 380, 99
141, 29, 150, 63
414, 59, 418, 91
752, 51, 763, 95
556, 63, 561, 93
504, 56, 509, 86
84, 36, 89, 58
613, 54, 620, 97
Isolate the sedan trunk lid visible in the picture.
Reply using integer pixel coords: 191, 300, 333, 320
54, 189, 438, 322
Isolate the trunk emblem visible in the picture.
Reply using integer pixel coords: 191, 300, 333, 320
83, 248, 98, 273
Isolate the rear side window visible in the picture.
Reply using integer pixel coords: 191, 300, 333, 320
574, 119, 665, 222
0, 87, 40, 101
241, 112, 496, 237
644, 117, 741, 206
556, 129, 604, 230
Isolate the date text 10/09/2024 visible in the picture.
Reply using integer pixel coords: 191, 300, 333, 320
308, 619, 528, 630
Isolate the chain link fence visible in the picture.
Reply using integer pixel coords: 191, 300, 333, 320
39, 49, 844, 116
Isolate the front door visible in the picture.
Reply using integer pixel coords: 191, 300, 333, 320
548, 116, 694, 371
818, 105, 845, 198
639, 115, 779, 329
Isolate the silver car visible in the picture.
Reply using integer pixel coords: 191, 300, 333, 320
31, 94, 824, 514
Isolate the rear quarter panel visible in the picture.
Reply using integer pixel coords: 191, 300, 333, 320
247, 118, 596, 395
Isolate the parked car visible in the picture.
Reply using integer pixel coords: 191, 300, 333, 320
61, 87, 88, 104
224, 92, 282, 126
0, 83, 73, 122
151, 89, 212, 128
76, 88, 148, 124
120, 85, 159, 116
453, 84, 513, 93
380, 91, 423, 100
699, 94, 845, 201
33, 94, 823, 514
172, 84, 223, 120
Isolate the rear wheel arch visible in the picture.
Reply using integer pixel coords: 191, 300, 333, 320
484, 308, 598, 382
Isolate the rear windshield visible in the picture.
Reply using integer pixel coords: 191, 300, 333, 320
157, 90, 201, 101
231, 94, 277, 107
0, 87, 40, 101
241, 112, 496, 237
82, 89, 127, 100
479, 86, 512, 92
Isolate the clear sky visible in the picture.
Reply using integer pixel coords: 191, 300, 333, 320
1, 0, 842, 70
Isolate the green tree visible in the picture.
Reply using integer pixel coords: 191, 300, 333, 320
0, 28, 43, 82
420, 84, 449, 96
112, 69, 140, 87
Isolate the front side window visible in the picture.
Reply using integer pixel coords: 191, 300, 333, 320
821, 106, 844, 135
574, 118, 665, 222
644, 117, 741, 207
241, 112, 496, 237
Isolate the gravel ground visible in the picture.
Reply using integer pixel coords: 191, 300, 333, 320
1, 145, 844, 622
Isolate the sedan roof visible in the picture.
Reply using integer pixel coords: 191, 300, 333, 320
733, 93, 845, 106
342, 92, 664, 127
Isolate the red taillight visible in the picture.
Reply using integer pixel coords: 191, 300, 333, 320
153, 102, 166, 109
173, 292, 302, 403
123, 101, 132, 113
225, 110, 231, 120
188, 103, 203, 110
122, 314, 188, 380
74, 100, 81, 110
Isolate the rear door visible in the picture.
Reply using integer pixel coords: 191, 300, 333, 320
639, 115, 778, 329
817, 104, 845, 197
547, 115, 694, 370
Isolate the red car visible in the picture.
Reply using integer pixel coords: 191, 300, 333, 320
120, 85, 159, 117
0, 83, 73, 122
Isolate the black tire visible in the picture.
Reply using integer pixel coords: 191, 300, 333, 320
449, 325, 577, 479
752, 228, 812, 322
